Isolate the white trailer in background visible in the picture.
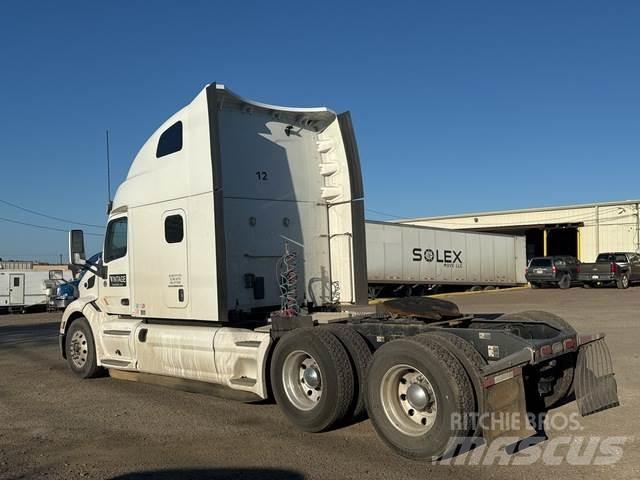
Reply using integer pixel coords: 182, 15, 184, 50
366, 221, 526, 296
0, 269, 72, 312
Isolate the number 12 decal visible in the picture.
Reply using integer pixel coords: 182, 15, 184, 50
256, 171, 268, 181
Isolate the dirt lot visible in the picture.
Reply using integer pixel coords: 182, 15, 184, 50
1, 287, 638, 480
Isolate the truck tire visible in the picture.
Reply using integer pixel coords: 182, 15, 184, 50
271, 327, 354, 432
324, 324, 372, 420
368, 286, 384, 299
540, 355, 576, 409
365, 336, 475, 460
582, 282, 592, 288
65, 317, 104, 379
419, 331, 487, 437
530, 282, 541, 289
498, 310, 576, 335
617, 273, 630, 289
558, 274, 571, 289
497, 311, 575, 408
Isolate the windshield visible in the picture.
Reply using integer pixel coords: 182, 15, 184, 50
529, 259, 551, 268
596, 254, 627, 263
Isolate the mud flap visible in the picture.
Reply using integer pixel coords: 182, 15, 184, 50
482, 374, 536, 442
575, 338, 619, 416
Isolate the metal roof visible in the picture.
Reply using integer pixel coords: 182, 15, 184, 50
397, 199, 640, 223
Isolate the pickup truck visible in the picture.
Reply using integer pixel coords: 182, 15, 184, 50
578, 252, 640, 289
525, 256, 580, 289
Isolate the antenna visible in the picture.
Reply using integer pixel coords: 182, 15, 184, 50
106, 130, 113, 214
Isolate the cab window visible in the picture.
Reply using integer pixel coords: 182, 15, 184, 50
156, 121, 183, 158
104, 217, 128, 262
164, 214, 184, 243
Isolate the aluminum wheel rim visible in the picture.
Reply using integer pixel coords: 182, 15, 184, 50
282, 350, 322, 411
623, 276, 629, 288
380, 364, 437, 436
70, 330, 89, 369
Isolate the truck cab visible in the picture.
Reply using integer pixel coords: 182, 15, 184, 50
61, 83, 366, 398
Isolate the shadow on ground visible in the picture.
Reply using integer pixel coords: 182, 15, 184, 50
110, 468, 304, 480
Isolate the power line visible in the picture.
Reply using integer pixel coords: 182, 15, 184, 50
0, 216, 104, 236
365, 208, 406, 219
0, 198, 105, 229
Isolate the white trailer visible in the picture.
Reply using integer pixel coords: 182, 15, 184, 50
366, 221, 527, 296
59, 83, 617, 461
0, 269, 71, 312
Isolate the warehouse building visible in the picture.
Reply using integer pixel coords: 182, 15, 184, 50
398, 199, 640, 262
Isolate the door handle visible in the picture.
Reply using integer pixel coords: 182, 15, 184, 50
121, 298, 130, 306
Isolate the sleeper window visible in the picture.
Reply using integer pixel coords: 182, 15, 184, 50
165, 215, 184, 243
156, 121, 183, 158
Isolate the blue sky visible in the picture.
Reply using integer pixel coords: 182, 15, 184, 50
1, 1, 639, 262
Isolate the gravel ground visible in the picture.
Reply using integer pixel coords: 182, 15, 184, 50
0, 287, 638, 480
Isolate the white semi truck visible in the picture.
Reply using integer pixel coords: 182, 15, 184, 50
60, 83, 618, 460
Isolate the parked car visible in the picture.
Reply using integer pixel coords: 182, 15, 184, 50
577, 252, 640, 289
525, 256, 580, 289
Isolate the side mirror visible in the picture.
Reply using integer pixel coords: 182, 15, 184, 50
69, 230, 86, 265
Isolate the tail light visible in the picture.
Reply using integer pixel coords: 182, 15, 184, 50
577, 265, 581, 273
611, 262, 618, 273
552, 265, 557, 274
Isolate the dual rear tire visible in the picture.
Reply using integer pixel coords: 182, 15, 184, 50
272, 327, 481, 460
365, 333, 479, 460
270, 326, 371, 432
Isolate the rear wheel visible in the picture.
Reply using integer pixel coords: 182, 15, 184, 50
498, 310, 576, 334
530, 282, 541, 289
324, 324, 372, 420
582, 282, 592, 288
366, 336, 474, 460
420, 331, 487, 437
271, 328, 354, 432
498, 310, 575, 408
617, 274, 630, 289
368, 286, 384, 299
558, 274, 571, 289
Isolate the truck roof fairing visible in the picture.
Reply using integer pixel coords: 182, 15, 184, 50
211, 83, 337, 132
